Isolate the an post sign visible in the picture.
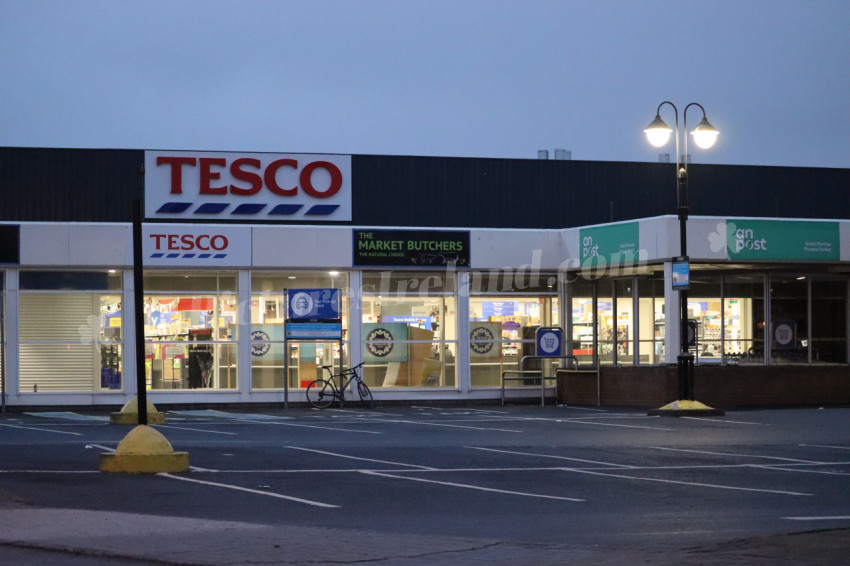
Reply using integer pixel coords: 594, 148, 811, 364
353, 229, 470, 267
144, 151, 352, 221
536, 327, 563, 357
580, 222, 639, 267
724, 219, 839, 261
287, 289, 340, 320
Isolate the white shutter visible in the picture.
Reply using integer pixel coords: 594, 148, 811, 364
19, 294, 99, 392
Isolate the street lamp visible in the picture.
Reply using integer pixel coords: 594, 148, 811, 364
644, 101, 722, 415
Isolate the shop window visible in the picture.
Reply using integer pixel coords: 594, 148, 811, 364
594, 280, 635, 366
19, 270, 123, 392
637, 277, 664, 364
143, 272, 237, 390
361, 272, 456, 388
723, 275, 763, 363
250, 271, 350, 389
769, 276, 809, 364
468, 271, 559, 387
570, 279, 595, 365
810, 280, 847, 363
688, 277, 723, 363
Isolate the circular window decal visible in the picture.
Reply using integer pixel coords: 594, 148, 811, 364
250, 330, 271, 357
366, 327, 395, 357
470, 326, 495, 355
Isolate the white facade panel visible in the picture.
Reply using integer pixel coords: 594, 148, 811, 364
470, 229, 563, 270
251, 226, 353, 268
20, 224, 69, 265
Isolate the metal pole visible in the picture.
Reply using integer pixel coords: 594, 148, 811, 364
1, 284, 5, 413
132, 199, 148, 425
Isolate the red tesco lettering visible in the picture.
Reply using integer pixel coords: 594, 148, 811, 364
156, 156, 342, 198
150, 234, 229, 251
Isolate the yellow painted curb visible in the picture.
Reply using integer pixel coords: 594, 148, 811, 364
110, 397, 166, 425
99, 425, 189, 474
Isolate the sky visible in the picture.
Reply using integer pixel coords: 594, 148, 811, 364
1, 0, 848, 169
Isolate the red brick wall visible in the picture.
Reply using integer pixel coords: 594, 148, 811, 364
557, 365, 850, 408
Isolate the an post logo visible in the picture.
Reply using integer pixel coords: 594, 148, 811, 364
145, 151, 352, 221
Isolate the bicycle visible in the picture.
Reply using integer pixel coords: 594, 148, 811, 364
305, 362, 374, 409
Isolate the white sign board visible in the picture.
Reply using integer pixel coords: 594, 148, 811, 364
143, 225, 252, 267
145, 151, 352, 221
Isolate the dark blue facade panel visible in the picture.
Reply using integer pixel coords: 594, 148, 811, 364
0, 147, 847, 227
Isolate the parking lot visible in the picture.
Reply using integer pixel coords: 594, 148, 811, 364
1, 404, 849, 565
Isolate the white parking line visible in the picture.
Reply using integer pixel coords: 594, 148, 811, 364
650, 446, 823, 464
560, 467, 812, 496
155, 425, 238, 436
285, 446, 437, 470
360, 470, 585, 502
783, 516, 850, 521
376, 419, 524, 433
0, 423, 82, 436
158, 473, 339, 508
800, 444, 850, 451
468, 446, 635, 468
681, 416, 769, 425
252, 421, 382, 434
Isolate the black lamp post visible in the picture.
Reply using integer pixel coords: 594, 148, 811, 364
645, 102, 721, 412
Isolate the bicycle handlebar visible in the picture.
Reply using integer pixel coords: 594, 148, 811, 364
321, 362, 365, 371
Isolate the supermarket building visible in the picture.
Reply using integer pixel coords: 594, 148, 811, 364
0, 147, 848, 410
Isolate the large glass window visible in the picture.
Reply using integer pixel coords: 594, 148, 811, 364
143, 272, 237, 390
688, 276, 723, 363
725, 275, 764, 363
637, 277, 664, 364
468, 271, 559, 387
811, 279, 847, 363
570, 279, 595, 365
361, 272, 456, 388
251, 271, 350, 389
19, 270, 123, 392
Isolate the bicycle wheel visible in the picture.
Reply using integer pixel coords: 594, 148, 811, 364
306, 379, 336, 409
356, 379, 374, 408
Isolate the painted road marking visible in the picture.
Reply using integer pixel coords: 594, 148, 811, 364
249, 421, 383, 434
681, 416, 769, 425
560, 467, 813, 496
650, 446, 823, 464
0, 423, 83, 436
172, 410, 292, 421
155, 425, 238, 436
286, 446, 437, 470
158, 473, 339, 508
24, 412, 109, 422
360, 470, 585, 502
783, 516, 850, 521
468, 446, 635, 468
372, 418, 524, 433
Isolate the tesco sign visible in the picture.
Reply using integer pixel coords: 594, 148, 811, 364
144, 151, 351, 221
143, 225, 251, 267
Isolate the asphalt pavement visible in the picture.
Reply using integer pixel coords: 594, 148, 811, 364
0, 404, 848, 565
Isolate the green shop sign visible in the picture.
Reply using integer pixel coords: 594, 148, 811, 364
353, 229, 470, 267
724, 219, 839, 261
580, 222, 639, 267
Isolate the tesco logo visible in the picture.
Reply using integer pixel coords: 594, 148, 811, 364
156, 156, 343, 198
144, 151, 352, 220
150, 233, 229, 251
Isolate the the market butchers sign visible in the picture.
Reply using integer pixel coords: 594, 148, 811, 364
353, 229, 470, 267
145, 151, 351, 221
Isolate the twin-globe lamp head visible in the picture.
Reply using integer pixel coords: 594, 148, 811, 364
644, 113, 719, 150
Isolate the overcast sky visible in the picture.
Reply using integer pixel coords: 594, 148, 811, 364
1, 0, 847, 168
